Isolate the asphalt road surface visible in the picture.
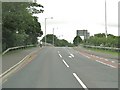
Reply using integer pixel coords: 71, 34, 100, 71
2, 47, 39, 73
2, 47, 118, 89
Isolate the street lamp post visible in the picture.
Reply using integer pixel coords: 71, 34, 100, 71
53, 28, 54, 46
105, 0, 107, 38
45, 17, 53, 46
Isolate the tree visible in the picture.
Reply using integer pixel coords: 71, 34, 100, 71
2, 2, 44, 51
84, 33, 118, 48
42, 34, 58, 45
42, 34, 73, 47
73, 36, 82, 46
94, 33, 106, 37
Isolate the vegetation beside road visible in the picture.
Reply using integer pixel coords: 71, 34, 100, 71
73, 33, 119, 48
84, 47, 119, 56
83, 33, 119, 48
2, 2, 44, 51
42, 34, 73, 47
72, 33, 119, 56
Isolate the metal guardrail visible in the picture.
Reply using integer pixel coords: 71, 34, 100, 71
2, 45, 35, 55
81, 45, 120, 52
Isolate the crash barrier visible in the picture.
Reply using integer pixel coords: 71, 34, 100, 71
2, 45, 35, 55
81, 45, 120, 52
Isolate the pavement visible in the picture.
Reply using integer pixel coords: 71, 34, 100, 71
2, 47, 118, 88
2, 47, 40, 73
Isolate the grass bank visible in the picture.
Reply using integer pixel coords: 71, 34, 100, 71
84, 47, 119, 56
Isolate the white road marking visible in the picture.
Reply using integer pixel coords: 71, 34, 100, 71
69, 56, 72, 58
0, 54, 29, 78
95, 56, 99, 58
86, 56, 90, 59
58, 51, 60, 54
73, 73, 88, 90
59, 54, 62, 58
105, 59, 108, 61
70, 54, 74, 57
111, 61, 115, 63
62, 59, 69, 68
96, 60, 116, 68
108, 65, 116, 68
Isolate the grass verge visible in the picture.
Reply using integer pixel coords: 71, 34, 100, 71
84, 47, 119, 56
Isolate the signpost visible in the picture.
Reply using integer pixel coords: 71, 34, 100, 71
76, 30, 90, 39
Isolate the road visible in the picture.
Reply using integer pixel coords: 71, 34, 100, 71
2, 47, 118, 89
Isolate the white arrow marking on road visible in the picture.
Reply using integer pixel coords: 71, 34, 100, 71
69, 56, 72, 58
70, 54, 74, 57
73, 73, 88, 90
62, 59, 69, 68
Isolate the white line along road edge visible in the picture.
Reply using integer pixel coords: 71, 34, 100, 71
0, 55, 29, 78
62, 59, 69, 68
96, 60, 116, 68
73, 73, 88, 90
0, 49, 39, 78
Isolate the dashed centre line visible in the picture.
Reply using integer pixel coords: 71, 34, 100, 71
73, 73, 88, 90
62, 59, 69, 68
59, 54, 62, 58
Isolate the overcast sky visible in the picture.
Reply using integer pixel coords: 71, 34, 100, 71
36, 0, 119, 43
